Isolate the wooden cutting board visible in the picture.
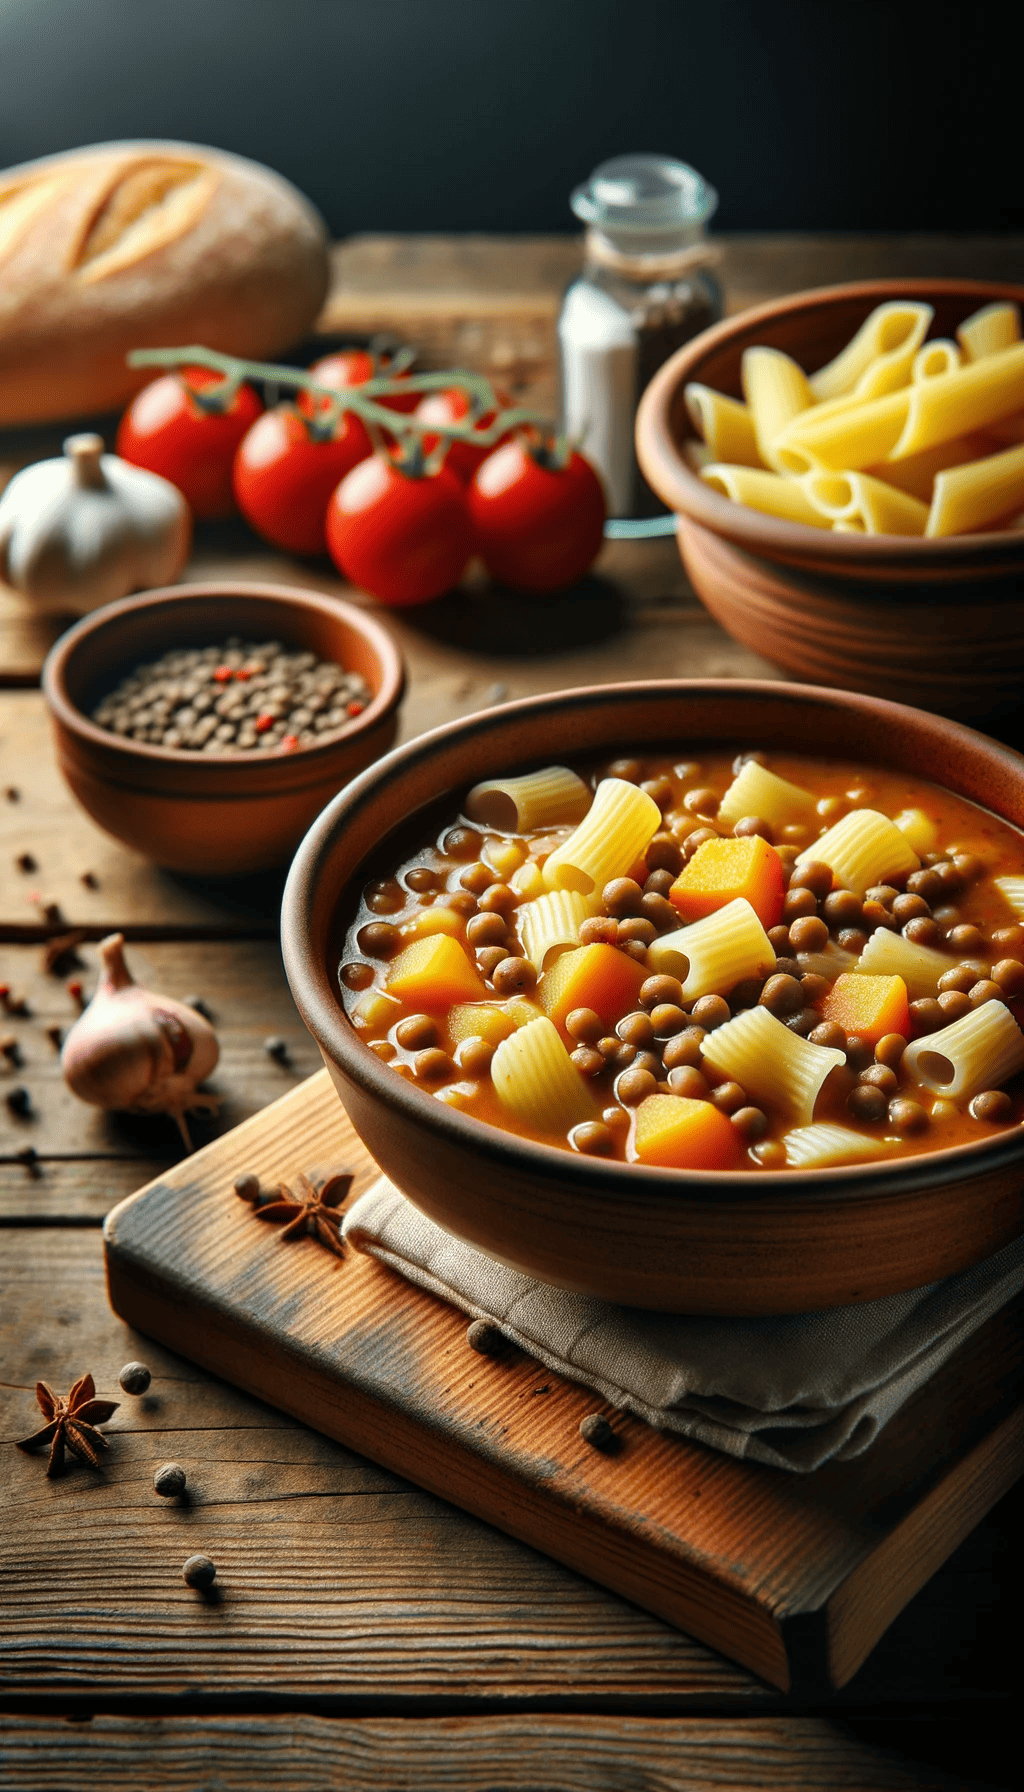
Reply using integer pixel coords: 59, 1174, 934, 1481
102, 1069, 1023, 1695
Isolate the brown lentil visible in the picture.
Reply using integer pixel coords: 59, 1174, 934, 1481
862, 900, 898, 931
466, 911, 508, 948
730, 977, 766, 1012
752, 1140, 787, 1169
478, 882, 517, 916
621, 939, 650, 965
786, 1007, 820, 1035
903, 916, 943, 947
491, 956, 537, 997
809, 1020, 847, 1050
733, 814, 774, 842
616, 1065, 659, 1105
443, 891, 479, 917
667, 1065, 711, 1100
731, 1104, 768, 1140
644, 869, 675, 897
579, 1411, 616, 1449
405, 866, 442, 892
460, 861, 497, 895
683, 786, 719, 816
953, 852, 984, 882
571, 1121, 616, 1156
710, 1079, 746, 1113
617, 917, 657, 946
646, 834, 683, 874
844, 1034, 873, 1072
682, 826, 718, 859
650, 1001, 689, 1036
947, 923, 985, 954
969, 979, 1004, 1007
579, 916, 619, 946
640, 974, 684, 1009
937, 965, 976, 995
567, 1007, 604, 1043
608, 757, 643, 782
759, 973, 804, 1017
396, 1014, 438, 1052
93, 638, 370, 753
888, 1097, 929, 1134
366, 878, 404, 913
909, 998, 944, 1034
992, 958, 1024, 996
937, 990, 972, 1022
663, 1031, 704, 1070
413, 1047, 453, 1082
369, 1038, 396, 1060
602, 877, 644, 917
768, 925, 792, 952
357, 922, 401, 959
860, 1063, 899, 1095
969, 1089, 1013, 1123
788, 860, 832, 899
906, 867, 944, 902
823, 889, 863, 929
847, 1083, 887, 1122
992, 925, 1024, 953
602, 1104, 631, 1135
443, 826, 482, 859
640, 892, 679, 931
641, 776, 675, 810
467, 1319, 504, 1355
690, 993, 731, 1029
797, 972, 831, 1006
783, 886, 818, 922
571, 1045, 607, 1077
875, 1032, 907, 1069
476, 945, 511, 979
788, 914, 828, 953
891, 893, 930, 924
616, 1010, 655, 1048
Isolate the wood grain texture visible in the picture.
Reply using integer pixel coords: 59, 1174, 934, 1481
0, 1713, 1012, 1792
100, 1072, 1024, 1694
0, 941, 321, 1182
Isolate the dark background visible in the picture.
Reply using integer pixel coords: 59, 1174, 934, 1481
0, 0, 1020, 235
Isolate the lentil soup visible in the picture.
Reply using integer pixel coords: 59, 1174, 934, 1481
336, 749, 1024, 1173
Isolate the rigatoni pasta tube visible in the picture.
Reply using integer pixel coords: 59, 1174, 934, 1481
856, 927, 951, 999
700, 464, 830, 527
795, 809, 919, 897
958, 302, 1021, 362
647, 897, 776, 999
741, 347, 813, 471
465, 766, 591, 833
542, 777, 661, 895
519, 890, 596, 973
802, 470, 929, 537
809, 301, 933, 402
702, 1006, 846, 1127
994, 875, 1024, 920
783, 1124, 889, 1169
926, 441, 1024, 537
901, 1000, 1024, 1102
490, 1016, 595, 1134
684, 384, 763, 466
716, 759, 815, 833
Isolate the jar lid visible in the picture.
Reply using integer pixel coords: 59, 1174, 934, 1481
570, 153, 718, 244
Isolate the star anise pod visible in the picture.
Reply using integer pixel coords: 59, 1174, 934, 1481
17, 1373, 120, 1477
253, 1170, 353, 1256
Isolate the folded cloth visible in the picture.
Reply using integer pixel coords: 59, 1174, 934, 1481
343, 1177, 1024, 1473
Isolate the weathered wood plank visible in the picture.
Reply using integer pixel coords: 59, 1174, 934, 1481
0, 941, 321, 1181
1, 1223, 1019, 1709
0, 1712, 1010, 1792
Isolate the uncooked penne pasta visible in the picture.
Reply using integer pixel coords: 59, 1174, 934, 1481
490, 1016, 594, 1134
716, 758, 815, 832
890, 342, 1024, 460
808, 301, 933, 402
466, 766, 592, 833
741, 347, 814, 471
783, 1123, 889, 1168
518, 890, 595, 973
684, 383, 764, 467
927, 441, 1024, 537
700, 464, 830, 527
647, 897, 776, 999
994, 875, 1024, 920
957, 302, 1022, 362
863, 434, 994, 504
542, 777, 661, 896
702, 1005, 846, 1127
856, 927, 951, 999
774, 386, 911, 475
795, 809, 919, 898
982, 408, 1024, 447
901, 1000, 1024, 1103
802, 470, 929, 536
912, 340, 961, 381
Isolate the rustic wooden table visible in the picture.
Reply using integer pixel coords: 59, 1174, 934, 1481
1, 236, 1021, 1790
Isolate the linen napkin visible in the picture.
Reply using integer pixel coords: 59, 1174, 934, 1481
343, 1177, 1024, 1472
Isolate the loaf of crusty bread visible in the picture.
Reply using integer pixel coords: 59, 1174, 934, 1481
0, 140, 331, 425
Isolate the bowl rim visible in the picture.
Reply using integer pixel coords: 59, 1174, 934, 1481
635, 276, 1024, 569
281, 675, 1024, 1209
41, 580, 405, 771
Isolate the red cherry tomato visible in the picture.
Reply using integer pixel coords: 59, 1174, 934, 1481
467, 441, 606, 591
326, 455, 473, 606
116, 369, 263, 518
233, 405, 372, 556
304, 349, 419, 416
414, 386, 512, 482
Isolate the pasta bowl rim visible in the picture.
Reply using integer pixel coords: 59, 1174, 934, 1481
281, 676, 1024, 1208
634, 276, 1024, 572
42, 580, 406, 791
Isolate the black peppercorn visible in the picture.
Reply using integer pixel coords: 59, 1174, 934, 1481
155, 1462, 187, 1498
182, 1553, 216, 1589
118, 1361, 152, 1396
467, 1319, 504, 1356
579, 1413, 616, 1452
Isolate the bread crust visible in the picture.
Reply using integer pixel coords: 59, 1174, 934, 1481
0, 140, 331, 425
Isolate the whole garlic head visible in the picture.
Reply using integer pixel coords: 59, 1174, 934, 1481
0, 434, 190, 614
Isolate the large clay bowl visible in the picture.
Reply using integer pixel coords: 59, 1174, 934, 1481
634, 279, 1024, 724
282, 679, 1024, 1316
42, 582, 404, 876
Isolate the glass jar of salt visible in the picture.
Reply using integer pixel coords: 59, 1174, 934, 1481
558, 154, 722, 519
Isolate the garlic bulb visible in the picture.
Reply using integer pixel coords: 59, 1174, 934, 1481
0, 434, 190, 614
61, 934, 219, 1149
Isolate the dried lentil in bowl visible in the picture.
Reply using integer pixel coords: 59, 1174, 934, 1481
92, 638, 372, 754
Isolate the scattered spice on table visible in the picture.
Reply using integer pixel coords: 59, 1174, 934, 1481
6, 1086, 32, 1116
263, 1034, 289, 1061
154, 1462, 187, 1498
80, 870, 99, 889
0, 1033, 23, 1066
579, 1412, 617, 1452
467, 1319, 505, 1357
236, 1167, 352, 1255
17, 1373, 119, 1477
182, 1553, 217, 1590
15, 852, 36, 872
118, 1361, 152, 1395
15, 1145, 41, 1178
0, 986, 30, 1016
45, 1026, 63, 1051
183, 993, 214, 1020
42, 929, 87, 975
67, 980, 87, 1011
91, 638, 372, 754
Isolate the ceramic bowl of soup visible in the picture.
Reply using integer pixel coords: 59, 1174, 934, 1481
634, 278, 1024, 727
281, 679, 1024, 1315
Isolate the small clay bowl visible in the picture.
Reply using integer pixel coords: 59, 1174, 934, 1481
282, 678, 1024, 1316
42, 581, 404, 876
634, 278, 1024, 725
